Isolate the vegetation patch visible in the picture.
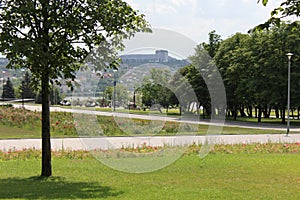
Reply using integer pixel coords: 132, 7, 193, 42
0, 107, 285, 139
0, 144, 300, 199
1, 143, 299, 161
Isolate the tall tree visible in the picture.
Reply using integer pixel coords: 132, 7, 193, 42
50, 86, 61, 105
19, 71, 35, 99
140, 68, 177, 112
202, 30, 222, 58
2, 77, 15, 99
214, 33, 251, 120
0, 0, 149, 177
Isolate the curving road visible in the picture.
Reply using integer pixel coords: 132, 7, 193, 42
0, 104, 298, 151
14, 104, 300, 132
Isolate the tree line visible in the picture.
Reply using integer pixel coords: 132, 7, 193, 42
137, 22, 300, 123
183, 22, 300, 123
1, 72, 61, 104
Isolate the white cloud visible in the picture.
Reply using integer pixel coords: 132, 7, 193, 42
124, 0, 284, 43
215, 0, 228, 7
169, 0, 197, 7
146, 3, 177, 15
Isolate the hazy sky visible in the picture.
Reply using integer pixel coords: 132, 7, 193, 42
125, 0, 283, 44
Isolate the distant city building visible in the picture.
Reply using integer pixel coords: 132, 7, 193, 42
120, 50, 171, 63
155, 50, 168, 62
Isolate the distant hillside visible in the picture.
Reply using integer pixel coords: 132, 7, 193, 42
120, 50, 190, 72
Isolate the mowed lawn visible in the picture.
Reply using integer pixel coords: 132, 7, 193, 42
0, 153, 299, 199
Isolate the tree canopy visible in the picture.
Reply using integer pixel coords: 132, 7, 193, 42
2, 77, 15, 99
0, 0, 149, 177
19, 71, 35, 99
257, 0, 300, 29
181, 20, 300, 122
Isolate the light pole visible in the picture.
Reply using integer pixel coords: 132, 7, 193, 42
286, 53, 293, 136
113, 70, 117, 111
21, 69, 25, 107
2, 71, 5, 102
133, 86, 136, 109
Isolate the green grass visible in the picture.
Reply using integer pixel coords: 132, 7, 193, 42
0, 126, 80, 139
0, 122, 284, 140
230, 117, 300, 126
0, 152, 299, 199
220, 126, 284, 135
0, 126, 39, 139
64, 106, 181, 116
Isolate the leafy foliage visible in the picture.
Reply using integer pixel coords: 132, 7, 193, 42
0, 0, 150, 176
256, 0, 300, 30
140, 69, 178, 111
19, 71, 35, 99
184, 22, 300, 122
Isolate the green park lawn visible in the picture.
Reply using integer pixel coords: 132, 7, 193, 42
0, 149, 299, 199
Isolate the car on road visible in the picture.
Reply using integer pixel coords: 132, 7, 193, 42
59, 100, 71, 106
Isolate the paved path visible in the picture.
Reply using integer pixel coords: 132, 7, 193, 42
1, 104, 298, 151
1, 134, 300, 151
12, 104, 300, 132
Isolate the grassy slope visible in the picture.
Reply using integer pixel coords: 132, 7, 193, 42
0, 124, 284, 139
0, 126, 39, 139
0, 153, 299, 199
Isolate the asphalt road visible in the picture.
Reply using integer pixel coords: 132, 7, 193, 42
13, 104, 300, 131
0, 104, 299, 151
1, 134, 300, 151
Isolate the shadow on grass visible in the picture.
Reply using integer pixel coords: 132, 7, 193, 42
0, 176, 123, 199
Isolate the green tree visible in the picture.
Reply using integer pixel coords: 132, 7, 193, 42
50, 87, 61, 105
247, 22, 300, 123
202, 30, 221, 58
213, 21, 300, 122
140, 68, 177, 113
19, 71, 36, 99
177, 64, 210, 117
116, 84, 129, 106
214, 33, 252, 120
257, 0, 300, 29
0, 0, 149, 177
104, 86, 113, 101
2, 77, 15, 99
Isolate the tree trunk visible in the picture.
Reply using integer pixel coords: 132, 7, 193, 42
281, 108, 286, 124
41, 71, 52, 177
179, 105, 182, 116
258, 106, 262, 123
262, 105, 271, 118
240, 106, 246, 117
233, 107, 237, 121
255, 107, 258, 118
247, 106, 253, 118
275, 107, 279, 118
196, 103, 200, 117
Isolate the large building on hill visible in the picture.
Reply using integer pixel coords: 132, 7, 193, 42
120, 50, 171, 63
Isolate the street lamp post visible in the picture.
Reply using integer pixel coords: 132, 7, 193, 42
113, 70, 117, 111
21, 69, 25, 108
2, 71, 5, 102
133, 86, 136, 109
286, 53, 293, 136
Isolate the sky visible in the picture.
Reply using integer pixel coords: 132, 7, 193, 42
124, 0, 284, 44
